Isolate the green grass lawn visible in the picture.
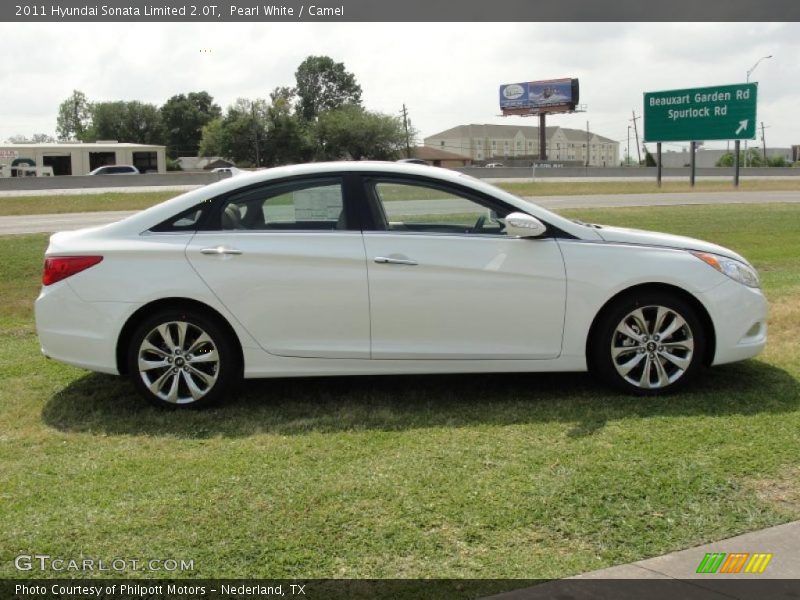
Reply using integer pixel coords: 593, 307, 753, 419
1, 178, 798, 216
1, 204, 799, 582
0, 191, 178, 216
501, 178, 800, 197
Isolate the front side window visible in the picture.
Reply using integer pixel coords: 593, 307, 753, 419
220, 178, 346, 231
369, 180, 510, 236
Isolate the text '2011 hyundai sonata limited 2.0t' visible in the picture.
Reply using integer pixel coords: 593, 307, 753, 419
35, 162, 767, 408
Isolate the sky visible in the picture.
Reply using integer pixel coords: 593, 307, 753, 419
1, 22, 798, 155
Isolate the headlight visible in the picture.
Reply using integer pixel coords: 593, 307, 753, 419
691, 251, 760, 288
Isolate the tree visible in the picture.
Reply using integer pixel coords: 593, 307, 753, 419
89, 101, 164, 144
198, 98, 269, 166
261, 87, 314, 166
315, 105, 406, 161
56, 90, 93, 141
295, 56, 362, 121
768, 155, 788, 167
160, 91, 222, 158
198, 118, 225, 158
6, 133, 57, 143
716, 148, 765, 167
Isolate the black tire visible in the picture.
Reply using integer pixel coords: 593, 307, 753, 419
127, 308, 240, 409
589, 290, 706, 395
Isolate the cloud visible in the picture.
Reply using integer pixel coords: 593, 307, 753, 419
0, 22, 797, 148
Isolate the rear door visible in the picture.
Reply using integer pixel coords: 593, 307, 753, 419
186, 175, 371, 359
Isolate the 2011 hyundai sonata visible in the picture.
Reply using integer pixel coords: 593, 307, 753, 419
35, 162, 767, 408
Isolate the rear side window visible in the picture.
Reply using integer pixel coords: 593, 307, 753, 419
150, 201, 212, 232
219, 178, 347, 231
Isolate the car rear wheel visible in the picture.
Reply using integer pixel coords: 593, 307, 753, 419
590, 291, 706, 395
127, 309, 239, 408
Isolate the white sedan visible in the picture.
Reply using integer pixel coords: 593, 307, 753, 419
35, 162, 767, 408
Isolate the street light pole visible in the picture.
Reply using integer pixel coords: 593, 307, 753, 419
744, 55, 772, 168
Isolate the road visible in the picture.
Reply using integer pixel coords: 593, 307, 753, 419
2, 190, 798, 235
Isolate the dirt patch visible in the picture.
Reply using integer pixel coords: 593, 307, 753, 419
750, 467, 800, 517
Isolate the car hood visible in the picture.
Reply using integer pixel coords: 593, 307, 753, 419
594, 225, 749, 264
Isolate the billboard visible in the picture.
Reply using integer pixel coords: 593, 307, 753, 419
500, 78, 579, 114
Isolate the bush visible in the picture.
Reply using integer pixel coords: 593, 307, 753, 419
768, 156, 788, 167
166, 158, 182, 171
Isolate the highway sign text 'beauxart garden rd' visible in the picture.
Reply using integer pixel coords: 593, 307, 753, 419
644, 83, 757, 143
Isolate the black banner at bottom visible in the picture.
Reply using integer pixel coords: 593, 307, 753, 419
4, 579, 800, 600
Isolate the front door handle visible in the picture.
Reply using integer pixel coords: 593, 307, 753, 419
200, 246, 243, 255
374, 256, 418, 266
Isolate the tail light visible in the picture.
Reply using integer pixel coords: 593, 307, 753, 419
42, 256, 103, 286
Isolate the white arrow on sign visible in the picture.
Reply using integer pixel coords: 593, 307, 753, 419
735, 120, 748, 135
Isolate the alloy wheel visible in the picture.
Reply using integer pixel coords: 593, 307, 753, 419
137, 321, 220, 404
610, 305, 695, 390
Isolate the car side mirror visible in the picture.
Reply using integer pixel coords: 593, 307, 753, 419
504, 212, 547, 238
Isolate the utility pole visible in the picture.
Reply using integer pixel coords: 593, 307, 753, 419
401, 104, 412, 158
627, 126, 631, 166
631, 110, 642, 165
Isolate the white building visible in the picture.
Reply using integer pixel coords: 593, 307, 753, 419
0, 142, 166, 176
424, 124, 619, 167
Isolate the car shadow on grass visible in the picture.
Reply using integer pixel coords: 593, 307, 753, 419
41, 359, 800, 439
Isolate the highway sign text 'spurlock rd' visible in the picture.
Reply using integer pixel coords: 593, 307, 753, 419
644, 83, 757, 143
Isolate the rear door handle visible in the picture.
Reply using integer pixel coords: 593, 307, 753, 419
374, 256, 418, 266
200, 246, 243, 255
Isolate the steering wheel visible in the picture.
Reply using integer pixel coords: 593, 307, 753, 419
470, 214, 488, 233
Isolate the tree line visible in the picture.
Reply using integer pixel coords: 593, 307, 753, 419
716, 148, 790, 168
29, 56, 414, 167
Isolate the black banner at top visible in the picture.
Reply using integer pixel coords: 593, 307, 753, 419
2, 0, 800, 22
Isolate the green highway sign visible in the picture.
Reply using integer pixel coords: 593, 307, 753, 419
644, 83, 757, 142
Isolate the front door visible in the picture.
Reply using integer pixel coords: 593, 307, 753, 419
360, 177, 567, 360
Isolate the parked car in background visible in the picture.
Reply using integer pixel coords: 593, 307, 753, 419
89, 165, 140, 175
35, 162, 767, 408
485, 162, 504, 168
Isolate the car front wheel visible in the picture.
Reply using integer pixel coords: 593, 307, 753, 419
127, 309, 239, 408
590, 291, 706, 394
